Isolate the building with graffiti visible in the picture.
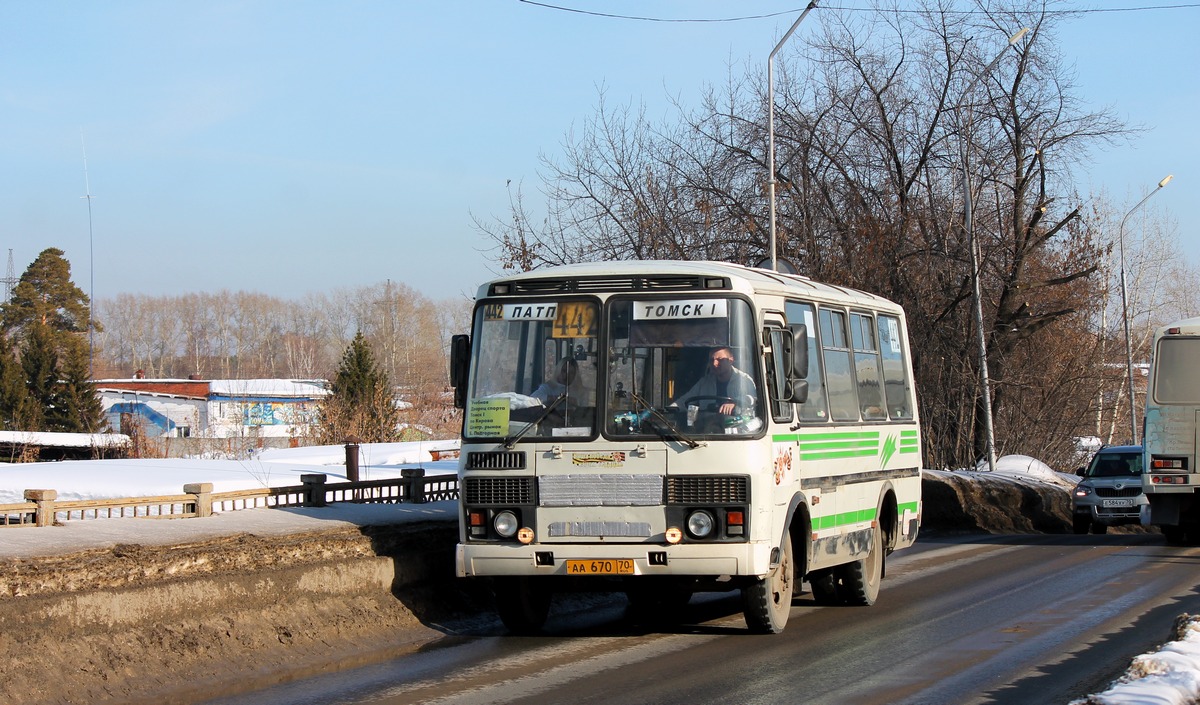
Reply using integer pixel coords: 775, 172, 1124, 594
94, 378, 329, 440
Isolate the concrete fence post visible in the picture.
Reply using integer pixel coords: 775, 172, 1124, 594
401, 468, 426, 504
301, 473, 328, 507
184, 482, 214, 518
24, 489, 57, 527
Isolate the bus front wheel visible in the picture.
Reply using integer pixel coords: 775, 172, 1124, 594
494, 576, 552, 634
742, 532, 794, 633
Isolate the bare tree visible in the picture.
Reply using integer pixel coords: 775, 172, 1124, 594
476, 0, 1135, 469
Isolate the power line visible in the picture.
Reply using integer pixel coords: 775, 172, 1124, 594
518, 0, 1200, 23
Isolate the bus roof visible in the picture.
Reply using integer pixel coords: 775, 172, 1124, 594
1157, 317, 1200, 336
477, 260, 901, 311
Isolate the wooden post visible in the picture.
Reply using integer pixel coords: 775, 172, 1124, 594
301, 474, 327, 507
24, 489, 57, 527
184, 482, 214, 518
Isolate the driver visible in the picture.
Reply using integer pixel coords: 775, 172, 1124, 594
531, 358, 586, 405
672, 346, 757, 415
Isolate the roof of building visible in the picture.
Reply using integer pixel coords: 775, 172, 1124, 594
94, 379, 329, 400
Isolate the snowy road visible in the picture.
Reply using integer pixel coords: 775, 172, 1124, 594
203, 531, 1200, 705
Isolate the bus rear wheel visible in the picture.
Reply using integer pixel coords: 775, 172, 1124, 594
494, 576, 552, 634
742, 532, 794, 633
837, 526, 883, 606
808, 568, 841, 605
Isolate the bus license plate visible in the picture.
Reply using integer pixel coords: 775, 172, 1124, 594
566, 559, 635, 575
1102, 499, 1134, 508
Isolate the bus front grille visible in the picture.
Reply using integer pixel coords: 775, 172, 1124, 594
539, 474, 662, 507
464, 477, 535, 505
466, 451, 527, 470
666, 476, 749, 505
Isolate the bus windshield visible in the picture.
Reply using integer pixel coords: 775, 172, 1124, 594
464, 300, 599, 441
606, 297, 763, 438
1153, 338, 1200, 403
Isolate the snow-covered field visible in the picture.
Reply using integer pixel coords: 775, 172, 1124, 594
0, 439, 460, 504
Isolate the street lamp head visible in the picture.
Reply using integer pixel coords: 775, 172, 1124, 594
1008, 27, 1031, 45
1158, 174, 1174, 189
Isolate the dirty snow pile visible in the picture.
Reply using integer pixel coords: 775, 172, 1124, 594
977, 453, 1081, 490
1072, 615, 1200, 705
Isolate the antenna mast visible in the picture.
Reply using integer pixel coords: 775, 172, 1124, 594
2, 249, 15, 303
81, 130, 96, 377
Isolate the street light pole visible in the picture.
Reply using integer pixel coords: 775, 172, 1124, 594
1118, 174, 1173, 445
957, 27, 1029, 472
767, 1, 816, 273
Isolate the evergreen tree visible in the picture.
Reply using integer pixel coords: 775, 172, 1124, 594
45, 335, 105, 433
19, 323, 56, 431
0, 342, 37, 430
0, 247, 97, 335
0, 248, 105, 433
315, 332, 401, 443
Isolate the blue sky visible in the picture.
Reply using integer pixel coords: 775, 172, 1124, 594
1, 1, 1196, 304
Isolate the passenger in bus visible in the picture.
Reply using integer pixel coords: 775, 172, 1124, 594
672, 346, 757, 415
531, 358, 588, 405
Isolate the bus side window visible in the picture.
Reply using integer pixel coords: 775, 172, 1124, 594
819, 308, 858, 422
878, 314, 913, 420
851, 312, 886, 420
786, 301, 829, 422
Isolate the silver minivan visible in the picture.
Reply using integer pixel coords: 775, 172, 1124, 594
1072, 445, 1145, 534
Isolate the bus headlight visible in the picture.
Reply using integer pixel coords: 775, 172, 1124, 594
686, 510, 715, 539
494, 510, 520, 539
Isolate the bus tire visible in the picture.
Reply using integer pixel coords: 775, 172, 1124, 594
494, 576, 552, 634
808, 568, 842, 606
743, 532, 794, 633
837, 526, 882, 606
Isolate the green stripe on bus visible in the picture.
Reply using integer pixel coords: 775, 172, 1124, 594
813, 507, 879, 530
800, 449, 878, 461
802, 440, 880, 451
802, 432, 881, 441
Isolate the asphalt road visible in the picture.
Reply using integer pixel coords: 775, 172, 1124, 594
206, 532, 1200, 705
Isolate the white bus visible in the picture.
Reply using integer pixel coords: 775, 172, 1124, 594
451, 261, 923, 633
1141, 317, 1200, 543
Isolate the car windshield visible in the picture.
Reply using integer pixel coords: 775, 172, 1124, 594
1086, 451, 1143, 478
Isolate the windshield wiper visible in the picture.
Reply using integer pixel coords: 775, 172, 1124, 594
502, 394, 566, 449
629, 392, 703, 449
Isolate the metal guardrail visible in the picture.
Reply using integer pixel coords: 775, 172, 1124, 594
0, 471, 459, 528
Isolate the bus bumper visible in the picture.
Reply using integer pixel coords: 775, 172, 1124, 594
456, 541, 774, 579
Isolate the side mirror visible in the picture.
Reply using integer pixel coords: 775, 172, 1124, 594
449, 334, 471, 409
790, 379, 809, 404
788, 323, 809, 379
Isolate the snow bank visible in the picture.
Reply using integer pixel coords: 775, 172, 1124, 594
971, 454, 1079, 489
1072, 615, 1200, 705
